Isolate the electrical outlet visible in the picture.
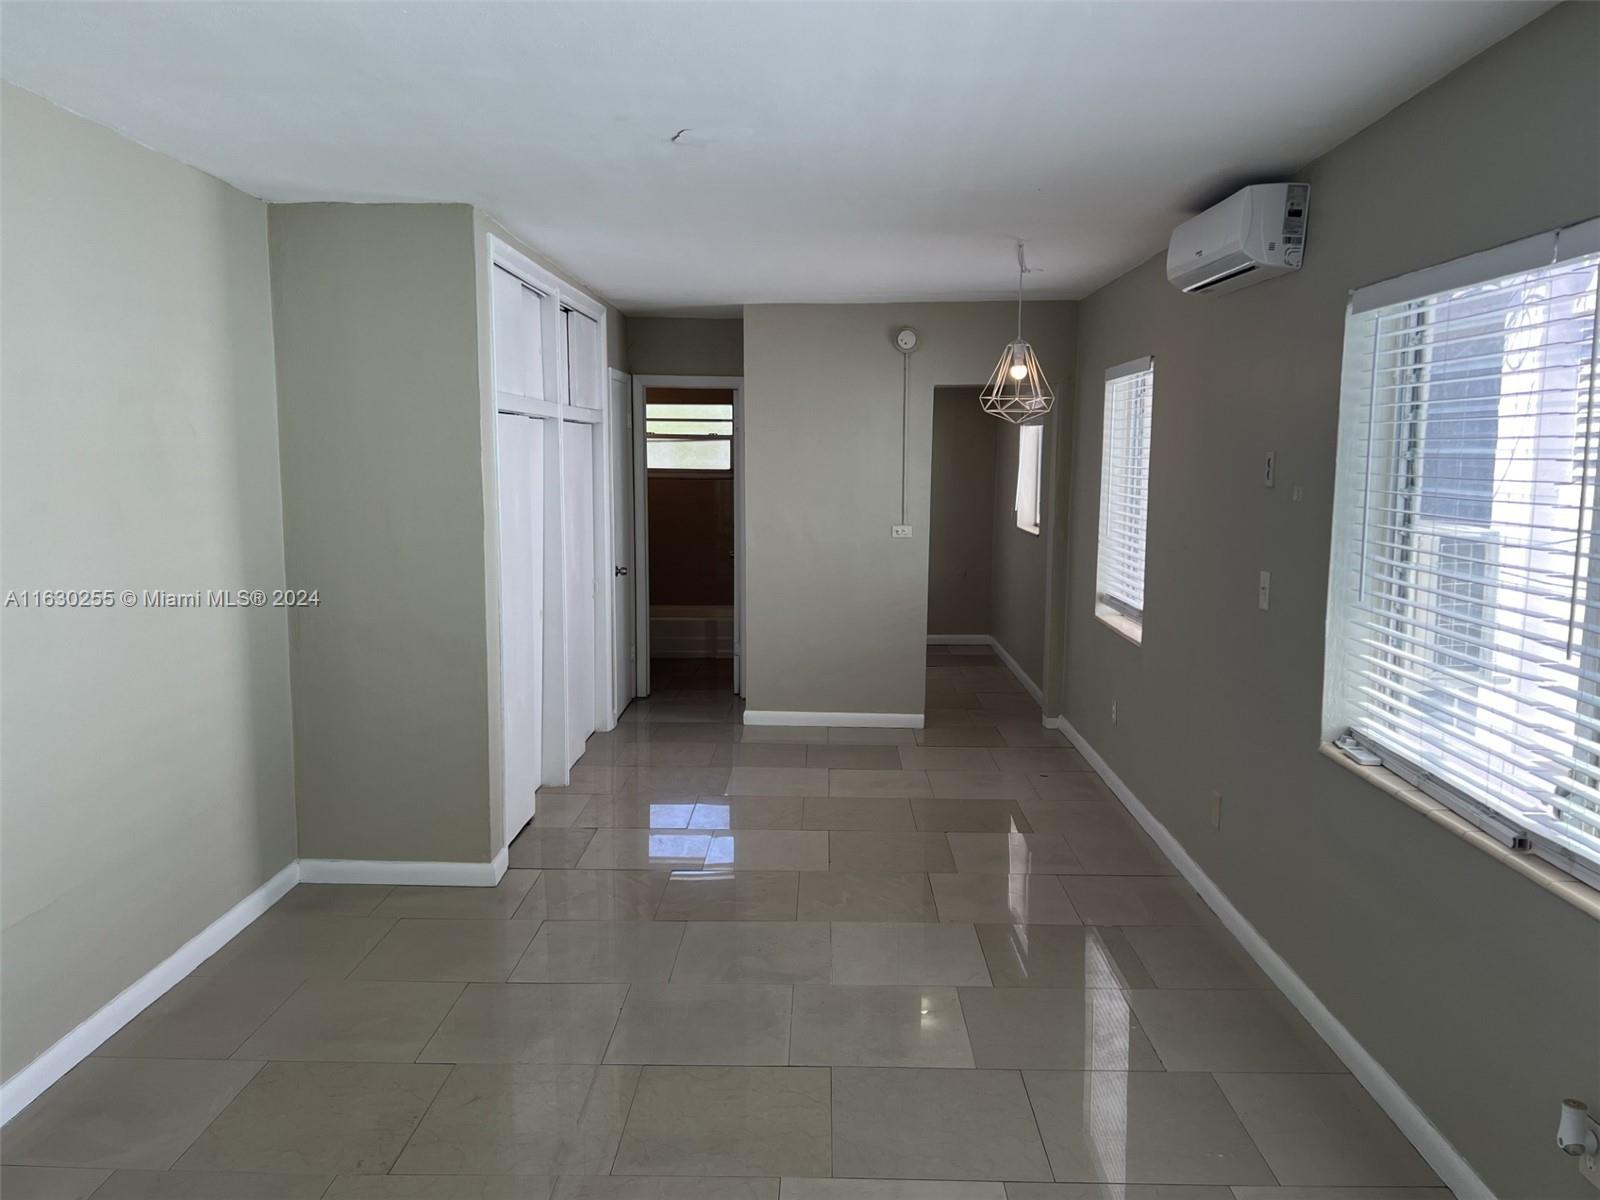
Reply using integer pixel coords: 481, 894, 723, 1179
1291, 484, 1305, 502
1263, 451, 1276, 488
1210, 790, 1224, 830
1258, 570, 1271, 611
1111, 698, 1118, 726
891, 525, 913, 539
1581, 1149, 1598, 1191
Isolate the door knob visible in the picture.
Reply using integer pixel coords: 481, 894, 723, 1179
614, 566, 628, 577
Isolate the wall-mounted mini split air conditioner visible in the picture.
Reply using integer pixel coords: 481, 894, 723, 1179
1167, 183, 1311, 295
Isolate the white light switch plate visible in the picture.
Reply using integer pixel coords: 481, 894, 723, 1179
891, 525, 913, 539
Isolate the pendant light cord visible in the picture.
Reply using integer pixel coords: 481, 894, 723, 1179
1015, 241, 1027, 340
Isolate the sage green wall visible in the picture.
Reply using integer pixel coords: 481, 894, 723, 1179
269, 203, 494, 863
745, 301, 1072, 715
1055, 5, 1599, 1192
627, 316, 743, 377
0, 86, 297, 1078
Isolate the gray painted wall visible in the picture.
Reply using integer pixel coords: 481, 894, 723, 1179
0, 86, 297, 1078
1054, 5, 1599, 1192
269, 203, 494, 864
628, 317, 743, 377
745, 301, 1072, 715
928, 387, 996, 637
990, 417, 1053, 688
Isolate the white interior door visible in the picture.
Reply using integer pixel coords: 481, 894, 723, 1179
563, 419, 598, 761
609, 372, 635, 716
497, 413, 544, 844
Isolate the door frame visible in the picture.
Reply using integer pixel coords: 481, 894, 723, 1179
608, 368, 635, 720
630, 374, 745, 697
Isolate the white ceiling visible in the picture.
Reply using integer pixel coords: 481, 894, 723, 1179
1, 1, 1548, 313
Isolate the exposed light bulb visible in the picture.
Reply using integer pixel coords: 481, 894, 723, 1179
1009, 362, 1029, 381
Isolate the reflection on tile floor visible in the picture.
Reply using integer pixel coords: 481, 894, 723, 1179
1, 652, 1450, 1196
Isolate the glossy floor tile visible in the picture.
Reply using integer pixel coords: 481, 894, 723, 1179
796, 872, 938, 922
1, 1058, 263, 1169
789, 985, 974, 1067
95, 974, 303, 1060
831, 1068, 1052, 1181
957, 987, 1166, 1070
371, 870, 543, 919
351, 918, 541, 982
612, 1066, 831, 1178
235, 979, 463, 1062
974, 924, 1152, 989
671, 921, 832, 983
1126, 988, 1346, 1073
655, 870, 799, 921
419, 982, 629, 1063
1214, 1073, 1442, 1186
929, 873, 1082, 925
175, 1061, 448, 1174
1023, 1069, 1275, 1184
827, 831, 957, 873
3, 654, 1451, 1197
830, 922, 991, 985
512, 920, 686, 983
605, 984, 793, 1065
706, 830, 830, 871
521, 869, 670, 921
394, 1064, 639, 1175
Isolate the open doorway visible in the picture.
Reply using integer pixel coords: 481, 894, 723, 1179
631, 375, 744, 699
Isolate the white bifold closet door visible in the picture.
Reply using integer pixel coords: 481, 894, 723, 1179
496, 413, 544, 843
563, 419, 598, 761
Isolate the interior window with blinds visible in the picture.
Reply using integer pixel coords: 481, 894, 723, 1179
1325, 219, 1600, 883
646, 398, 733, 471
1096, 358, 1155, 640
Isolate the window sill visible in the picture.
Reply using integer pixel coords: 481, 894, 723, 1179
1095, 606, 1143, 646
1319, 741, 1600, 921
1016, 523, 1040, 537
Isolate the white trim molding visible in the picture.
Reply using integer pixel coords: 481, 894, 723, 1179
299, 848, 508, 887
0, 860, 301, 1126
926, 634, 1044, 707
1043, 713, 1495, 1200
743, 710, 924, 729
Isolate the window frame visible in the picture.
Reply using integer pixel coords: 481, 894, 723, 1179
1095, 357, 1156, 644
1324, 218, 1600, 891
1014, 422, 1044, 535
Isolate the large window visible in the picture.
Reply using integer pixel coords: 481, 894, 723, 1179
1015, 422, 1043, 534
646, 397, 732, 472
1326, 220, 1600, 884
1096, 358, 1155, 640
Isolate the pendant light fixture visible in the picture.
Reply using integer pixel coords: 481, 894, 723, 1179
980, 241, 1053, 424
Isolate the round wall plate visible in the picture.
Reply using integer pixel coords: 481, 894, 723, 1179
894, 327, 919, 353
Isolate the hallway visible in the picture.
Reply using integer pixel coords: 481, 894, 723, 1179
1, 648, 1447, 1196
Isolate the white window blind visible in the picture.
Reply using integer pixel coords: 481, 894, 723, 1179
1015, 423, 1043, 534
1326, 221, 1600, 884
1096, 358, 1155, 638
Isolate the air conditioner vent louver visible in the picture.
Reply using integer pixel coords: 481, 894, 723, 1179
1168, 183, 1310, 296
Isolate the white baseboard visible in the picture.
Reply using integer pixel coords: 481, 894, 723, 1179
299, 847, 508, 887
1045, 714, 1494, 1200
926, 633, 1044, 707
743, 709, 925, 729
0, 860, 301, 1126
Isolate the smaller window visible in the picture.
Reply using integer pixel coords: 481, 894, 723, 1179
646, 401, 733, 472
1096, 357, 1154, 641
1014, 423, 1043, 534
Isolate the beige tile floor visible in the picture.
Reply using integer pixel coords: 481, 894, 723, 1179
1, 651, 1453, 1199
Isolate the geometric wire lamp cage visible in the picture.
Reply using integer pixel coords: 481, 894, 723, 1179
980, 241, 1054, 424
